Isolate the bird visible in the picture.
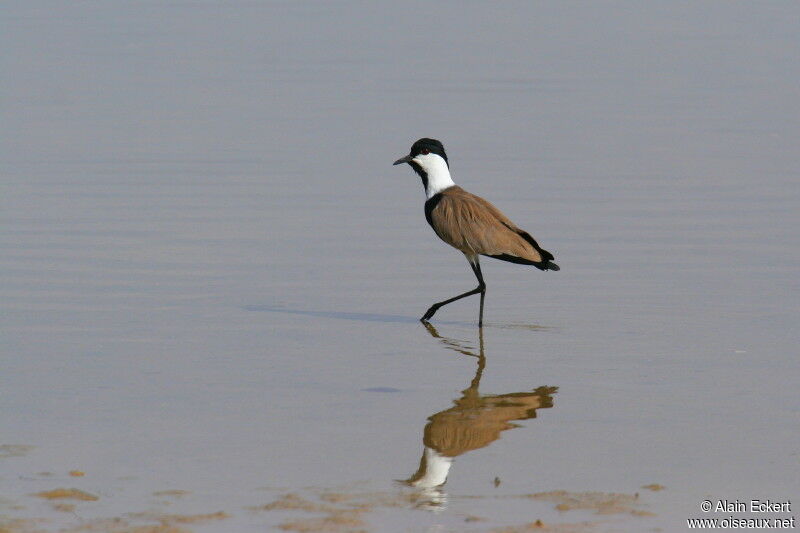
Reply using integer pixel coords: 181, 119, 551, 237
393, 138, 559, 326
403, 323, 557, 500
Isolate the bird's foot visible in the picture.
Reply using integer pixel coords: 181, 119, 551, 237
420, 305, 440, 322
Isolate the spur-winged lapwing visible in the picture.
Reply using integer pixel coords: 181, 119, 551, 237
393, 138, 559, 326
404, 323, 557, 495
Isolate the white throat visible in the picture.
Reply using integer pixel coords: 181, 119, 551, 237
410, 447, 454, 488
413, 153, 456, 199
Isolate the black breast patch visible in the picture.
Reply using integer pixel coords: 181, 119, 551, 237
424, 193, 444, 228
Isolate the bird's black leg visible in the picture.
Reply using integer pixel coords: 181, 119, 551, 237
421, 256, 487, 325
473, 259, 486, 327
420, 286, 483, 322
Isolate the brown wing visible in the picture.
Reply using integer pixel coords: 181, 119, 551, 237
427, 186, 554, 266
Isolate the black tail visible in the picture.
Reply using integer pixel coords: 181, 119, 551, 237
514, 228, 559, 270
488, 253, 560, 271
492, 224, 560, 271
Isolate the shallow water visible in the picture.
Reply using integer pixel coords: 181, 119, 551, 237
2, 2, 799, 532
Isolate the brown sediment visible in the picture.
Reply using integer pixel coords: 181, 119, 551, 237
277, 510, 367, 533
68, 471, 85, 477
249, 493, 339, 514
318, 491, 423, 509
61, 519, 190, 533
52, 503, 77, 513
249, 493, 368, 532
33, 488, 99, 501
159, 512, 229, 524
152, 490, 191, 498
253, 492, 444, 532
126, 511, 229, 525
522, 491, 654, 517
641, 483, 665, 491
254, 491, 419, 514
255, 487, 658, 531
0, 518, 48, 533
56, 510, 228, 533
491, 520, 603, 532
0, 445, 35, 459
9, 481, 658, 532
316, 493, 350, 505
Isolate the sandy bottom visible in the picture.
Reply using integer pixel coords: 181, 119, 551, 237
1, 473, 664, 533
254, 488, 660, 532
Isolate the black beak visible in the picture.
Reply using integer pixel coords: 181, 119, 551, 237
393, 154, 413, 166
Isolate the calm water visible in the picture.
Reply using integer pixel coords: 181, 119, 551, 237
2, 2, 799, 532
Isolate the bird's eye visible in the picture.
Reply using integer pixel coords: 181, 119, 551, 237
420, 148, 430, 155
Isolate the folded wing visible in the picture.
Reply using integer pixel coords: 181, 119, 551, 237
426, 186, 558, 271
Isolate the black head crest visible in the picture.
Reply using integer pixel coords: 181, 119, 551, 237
410, 138, 448, 165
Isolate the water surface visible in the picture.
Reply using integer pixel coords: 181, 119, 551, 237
2, 2, 799, 531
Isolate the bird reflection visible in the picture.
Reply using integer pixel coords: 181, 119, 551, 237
403, 324, 557, 509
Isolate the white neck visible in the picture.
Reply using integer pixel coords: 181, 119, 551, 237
413, 153, 456, 199
410, 447, 453, 488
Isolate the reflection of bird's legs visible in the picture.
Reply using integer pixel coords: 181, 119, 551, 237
422, 321, 443, 340
422, 322, 478, 358
468, 328, 486, 393
421, 321, 486, 395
